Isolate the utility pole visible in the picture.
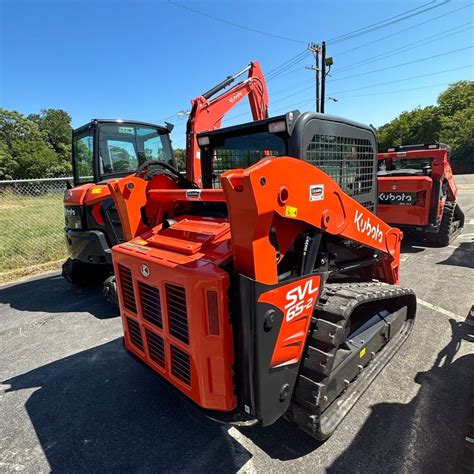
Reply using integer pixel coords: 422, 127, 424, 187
306, 43, 321, 113
321, 42, 326, 114
320, 42, 334, 113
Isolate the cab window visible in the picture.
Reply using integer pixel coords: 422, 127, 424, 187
73, 132, 94, 184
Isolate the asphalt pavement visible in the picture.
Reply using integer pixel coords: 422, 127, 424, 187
1, 175, 473, 473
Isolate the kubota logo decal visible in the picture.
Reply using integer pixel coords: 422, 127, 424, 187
140, 263, 150, 277
259, 276, 321, 368
354, 209, 383, 243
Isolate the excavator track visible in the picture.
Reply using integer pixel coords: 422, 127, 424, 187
286, 281, 416, 440
433, 200, 465, 247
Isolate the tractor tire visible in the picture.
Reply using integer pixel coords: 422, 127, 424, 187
433, 200, 464, 247
103, 275, 119, 306
61, 258, 110, 287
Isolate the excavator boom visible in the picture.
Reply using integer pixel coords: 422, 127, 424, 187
186, 61, 269, 185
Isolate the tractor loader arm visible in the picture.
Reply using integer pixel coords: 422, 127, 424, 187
186, 61, 269, 185
221, 157, 402, 285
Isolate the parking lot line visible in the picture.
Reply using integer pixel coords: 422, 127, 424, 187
417, 298, 465, 322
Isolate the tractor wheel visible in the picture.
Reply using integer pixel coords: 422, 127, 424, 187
103, 275, 119, 306
61, 258, 109, 287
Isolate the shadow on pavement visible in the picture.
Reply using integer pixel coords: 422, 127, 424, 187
0, 273, 118, 319
400, 235, 429, 254
327, 314, 474, 473
3, 338, 251, 472
240, 313, 473, 470
437, 242, 474, 269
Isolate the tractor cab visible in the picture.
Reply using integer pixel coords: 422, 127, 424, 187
63, 120, 176, 287
72, 119, 175, 186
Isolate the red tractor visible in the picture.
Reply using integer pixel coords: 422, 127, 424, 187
377, 143, 465, 246
62, 61, 268, 296
107, 111, 416, 440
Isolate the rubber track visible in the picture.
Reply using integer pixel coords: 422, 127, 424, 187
286, 281, 416, 440
434, 200, 464, 246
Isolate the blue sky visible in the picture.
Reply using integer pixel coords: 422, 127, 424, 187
1, 0, 473, 148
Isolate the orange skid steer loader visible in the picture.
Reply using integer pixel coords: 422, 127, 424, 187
108, 111, 416, 439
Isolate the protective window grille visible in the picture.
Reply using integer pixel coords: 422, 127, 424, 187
305, 135, 374, 197
211, 149, 281, 189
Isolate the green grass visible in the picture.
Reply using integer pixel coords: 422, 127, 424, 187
0, 192, 67, 275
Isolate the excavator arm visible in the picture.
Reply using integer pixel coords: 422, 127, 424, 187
186, 61, 269, 185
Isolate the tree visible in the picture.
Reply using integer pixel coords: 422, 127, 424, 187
377, 81, 474, 173
174, 148, 186, 170
28, 109, 72, 163
437, 81, 474, 117
0, 108, 72, 179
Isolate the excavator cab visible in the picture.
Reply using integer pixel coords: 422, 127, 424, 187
62, 120, 175, 287
71, 119, 175, 186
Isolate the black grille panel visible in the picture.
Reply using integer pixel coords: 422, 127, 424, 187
138, 281, 162, 328
165, 284, 189, 344
146, 330, 165, 367
305, 134, 375, 198
127, 317, 143, 350
171, 344, 191, 385
211, 147, 284, 189
118, 265, 137, 313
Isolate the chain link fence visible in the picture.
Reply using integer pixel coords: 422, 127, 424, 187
0, 177, 71, 283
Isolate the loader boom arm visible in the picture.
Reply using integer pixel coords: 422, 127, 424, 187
220, 157, 402, 285
186, 61, 269, 185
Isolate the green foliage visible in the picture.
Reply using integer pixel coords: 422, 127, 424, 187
174, 148, 186, 170
377, 81, 474, 173
0, 107, 72, 179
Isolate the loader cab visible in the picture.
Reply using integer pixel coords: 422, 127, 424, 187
72, 119, 175, 186
198, 110, 379, 213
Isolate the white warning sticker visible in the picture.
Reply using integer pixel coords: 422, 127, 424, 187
309, 184, 324, 201
186, 189, 202, 200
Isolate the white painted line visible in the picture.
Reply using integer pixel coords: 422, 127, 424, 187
227, 427, 256, 473
469, 219, 474, 225
417, 298, 465, 322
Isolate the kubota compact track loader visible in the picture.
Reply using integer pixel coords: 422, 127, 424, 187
62, 61, 268, 298
377, 143, 465, 246
108, 111, 416, 440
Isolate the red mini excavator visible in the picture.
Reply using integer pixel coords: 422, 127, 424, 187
108, 111, 416, 439
377, 144, 464, 246
62, 62, 268, 296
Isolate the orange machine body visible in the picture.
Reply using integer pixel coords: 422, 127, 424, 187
111, 157, 402, 414
377, 145, 458, 230
378, 176, 433, 226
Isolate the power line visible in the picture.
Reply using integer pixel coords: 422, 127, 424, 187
267, 51, 311, 81
167, 0, 307, 44
329, 65, 474, 96
328, 0, 450, 45
266, 50, 308, 75
171, 63, 473, 129
336, 82, 452, 99
330, 46, 473, 82
334, 3, 472, 55
336, 22, 473, 73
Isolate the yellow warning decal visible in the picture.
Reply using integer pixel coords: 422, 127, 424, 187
136, 240, 148, 246
359, 347, 366, 358
91, 187, 103, 194
285, 206, 298, 218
